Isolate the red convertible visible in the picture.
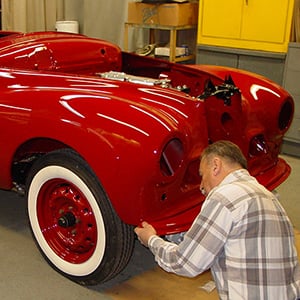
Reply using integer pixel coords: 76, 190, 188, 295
0, 31, 294, 284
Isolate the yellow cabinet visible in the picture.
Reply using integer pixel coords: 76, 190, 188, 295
198, 0, 295, 53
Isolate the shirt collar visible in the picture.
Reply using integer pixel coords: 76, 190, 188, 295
219, 169, 250, 186
207, 169, 250, 198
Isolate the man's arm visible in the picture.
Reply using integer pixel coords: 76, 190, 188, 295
135, 198, 233, 277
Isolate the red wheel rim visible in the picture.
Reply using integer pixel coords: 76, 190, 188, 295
36, 179, 98, 264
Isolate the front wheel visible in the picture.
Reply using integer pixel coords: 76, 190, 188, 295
26, 149, 134, 285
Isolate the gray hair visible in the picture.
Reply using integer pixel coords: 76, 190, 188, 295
201, 140, 247, 169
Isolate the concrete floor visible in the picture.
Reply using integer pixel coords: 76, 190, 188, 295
0, 154, 298, 299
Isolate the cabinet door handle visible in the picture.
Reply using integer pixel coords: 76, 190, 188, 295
245, 0, 248, 5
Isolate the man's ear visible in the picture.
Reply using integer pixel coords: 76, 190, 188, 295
212, 157, 222, 176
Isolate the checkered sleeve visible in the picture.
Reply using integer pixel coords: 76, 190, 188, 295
148, 197, 233, 277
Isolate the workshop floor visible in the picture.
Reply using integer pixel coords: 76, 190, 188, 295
0, 154, 298, 300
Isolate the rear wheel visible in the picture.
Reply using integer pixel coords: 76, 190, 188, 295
26, 149, 134, 285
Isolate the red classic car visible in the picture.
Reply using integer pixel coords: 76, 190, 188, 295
0, 31, 294, 285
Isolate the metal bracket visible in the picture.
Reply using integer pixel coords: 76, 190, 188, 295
198, 75, 241, 106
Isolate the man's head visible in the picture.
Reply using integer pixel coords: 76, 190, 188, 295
199, 141, 247, 195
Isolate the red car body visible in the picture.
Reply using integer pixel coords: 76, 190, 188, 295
0, 31, 294, 284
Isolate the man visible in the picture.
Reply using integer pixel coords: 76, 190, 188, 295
135, 140, 300, 299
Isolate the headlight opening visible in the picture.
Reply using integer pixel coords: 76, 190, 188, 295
160, 138, 184, 176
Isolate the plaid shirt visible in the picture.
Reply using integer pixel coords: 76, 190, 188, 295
149, 169, 300, 299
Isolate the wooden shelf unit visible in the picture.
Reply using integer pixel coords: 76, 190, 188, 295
124, 22, 196, 63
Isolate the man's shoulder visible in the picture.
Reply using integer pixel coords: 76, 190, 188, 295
211, 177, 258, 209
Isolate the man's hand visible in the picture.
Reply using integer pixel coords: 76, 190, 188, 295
134, 221, 157, 247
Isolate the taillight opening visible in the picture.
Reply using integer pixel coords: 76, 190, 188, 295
249, 134, 268, 157
160, 138, 184, 176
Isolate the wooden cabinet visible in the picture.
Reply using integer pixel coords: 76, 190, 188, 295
198, 0, 295, 53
